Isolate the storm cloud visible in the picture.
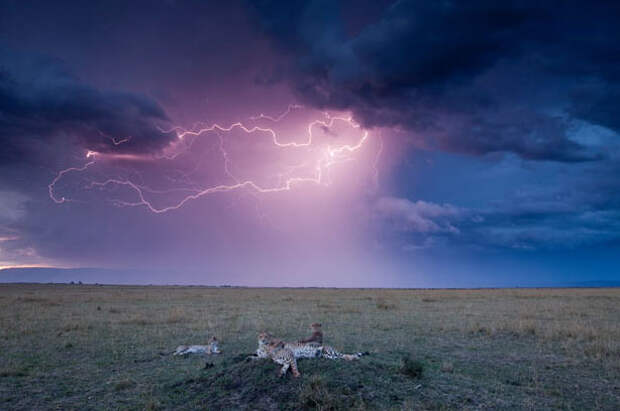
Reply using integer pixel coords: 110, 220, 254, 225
252, 0, 619, 162
0, 49, 175, 165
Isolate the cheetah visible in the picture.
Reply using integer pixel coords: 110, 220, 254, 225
256, 332, 300, 377
263, 329, 365, 361
173, 336, 221, 356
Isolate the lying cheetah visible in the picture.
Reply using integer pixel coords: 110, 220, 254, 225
256, 332, 300, 377
285, 339, 363, 360
298, 322, 323, 344
173, 336, 221, 356
259, 331, 364, 361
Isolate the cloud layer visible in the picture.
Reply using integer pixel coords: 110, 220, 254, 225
0, 1, 619, 284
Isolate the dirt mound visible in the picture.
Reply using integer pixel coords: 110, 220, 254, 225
165, 353, 422, 410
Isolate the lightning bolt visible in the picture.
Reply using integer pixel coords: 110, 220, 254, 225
48, 106, 379, 213
48, 160, 96, 204
98, 130, 132, 146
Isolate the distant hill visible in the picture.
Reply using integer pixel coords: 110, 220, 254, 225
555, 280, 620, 288
1, 267, 619, 288
0, 267, 139, 284
0, 267, 203, 285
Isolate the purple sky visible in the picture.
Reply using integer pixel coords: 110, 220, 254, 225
1, 1, 620, 286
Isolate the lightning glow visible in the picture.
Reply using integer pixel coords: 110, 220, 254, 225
48, 106, 379, 213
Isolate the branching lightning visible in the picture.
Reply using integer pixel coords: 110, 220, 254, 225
48, 106, 380, 213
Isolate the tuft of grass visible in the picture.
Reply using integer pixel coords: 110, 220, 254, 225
114, 379, 136, 391
0, 367, 29, 378
120, 316, 154, 326
144, 399, 160, 410
400, 356, 424, 379
15, 296, 60, 306
376, 297, 398, 310
298, 375, 339, 410
62, 323, 82, 332
165, 308, 188, 324
440, 361, 454, 373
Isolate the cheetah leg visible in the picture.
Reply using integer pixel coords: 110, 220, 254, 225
279, 362, 290, 377
290, 358, 300, 378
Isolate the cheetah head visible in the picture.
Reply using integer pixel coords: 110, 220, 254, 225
209, 336, 221, 354
258, 332, 275, 346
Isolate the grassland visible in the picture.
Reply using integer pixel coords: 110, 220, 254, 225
0, 284, 618, 410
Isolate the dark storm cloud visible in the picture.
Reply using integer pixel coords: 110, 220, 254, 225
0, 49, 174, 165
251, 0, 620, 162
570, 84, 620, 133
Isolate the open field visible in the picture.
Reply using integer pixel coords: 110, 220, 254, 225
0, 284, 618, 410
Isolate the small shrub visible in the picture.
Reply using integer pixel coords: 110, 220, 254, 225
469, 323, 491, 335
400, 356, 424, 379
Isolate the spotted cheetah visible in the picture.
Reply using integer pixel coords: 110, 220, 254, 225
173, 336, 221, 356
263, 330, 365, 361
256, 332, 300, 377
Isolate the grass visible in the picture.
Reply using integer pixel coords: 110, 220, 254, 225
400, 356, 424, 379
0, 284, 618, 409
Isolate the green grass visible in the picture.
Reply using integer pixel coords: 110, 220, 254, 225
0, 284, 618, 409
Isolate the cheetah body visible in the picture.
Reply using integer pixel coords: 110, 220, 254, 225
257, 333, 300, 377
263, 335, 363, 361
173, 337, 220, 356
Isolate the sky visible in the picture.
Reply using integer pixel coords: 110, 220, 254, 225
0, 0, 619, 287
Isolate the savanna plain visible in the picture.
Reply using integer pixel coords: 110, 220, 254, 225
0, 284, 618, 410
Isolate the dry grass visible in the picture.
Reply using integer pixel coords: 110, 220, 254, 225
0, 284, 618, 409
375, 297, 398, 310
